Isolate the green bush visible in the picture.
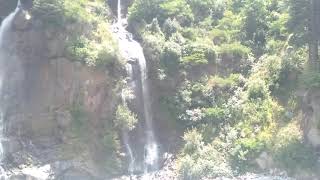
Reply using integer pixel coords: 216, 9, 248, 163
32, 0, 65, 26
169, 32, 186, 45
160, 41, 182, 74
272, 122, 317, 173
32, 0, 105, 26
162, 18, 181, 38
102, 126, 122, 174
178, 130, 233, 180
247, 79, 269, 100
70, 103, 88, 136
128, 0, 165, 26
186, 0, 225, 22
145, 18, 163, 34
182, 43, 216, 66
300, 70, 320, 88
114, 105, 138, 131
216, 10, 243, 40
160, 0, 194, 26
206, 74, 242, 89
142, 32, 165, 63
219, 43, 251, 58
33, 0, 120, 68
210, 29, 230, 45
203, 107, 226, 125
66, 22, 120, 67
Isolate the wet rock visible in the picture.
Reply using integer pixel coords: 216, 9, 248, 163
0, 0, 18, 19
302, 89, 320, 147
12, 10, 31, 31
0, 13, 118, 179
47, 37, 65, 58
19, 0, 33, 10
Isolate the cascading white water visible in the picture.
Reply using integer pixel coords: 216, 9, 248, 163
0, 3, 21, 179
121, 78, 135, 174
118, 0, 135, 174
136, 44, 159, 173
117, 0, 122, 28
0, 3, 20, 161
116, 0, 159, 173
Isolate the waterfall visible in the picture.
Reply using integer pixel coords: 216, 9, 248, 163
137, 42, 159, 173
117, 0, 122, 28
116, 0, 159, 174
121, 72, 135, 175
0, 2, 20, 161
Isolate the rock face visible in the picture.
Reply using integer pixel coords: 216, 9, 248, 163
0, 8, 120, 180
0, 0, 18, 20
256, 152, 274, 170
302, 89, 320, 148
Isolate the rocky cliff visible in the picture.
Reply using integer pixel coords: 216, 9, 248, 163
0, 3, 122, 179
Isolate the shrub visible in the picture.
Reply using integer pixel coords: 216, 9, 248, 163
206, 74, 242, 89
70, 103, 88, 136
66, 22, 120, 67
210, 29, 230, 45
252, 55, 282, 86
186, 0, 225, 22
247, 79, 269, 100
181, 28, 197, 40
182, 129, 204, 154
178, 130, 233, 180
219, 43, 251, 58
128, 0, 165, 25
32, 0, 105, 26
160, 41, 182, 74
114, 105, 138, 131
102, 126, 122, 174
32, 0, 65, 26
33, 0, 120, 68
160, 0, 194, 26
182, 43, 216, 66
162, 18, 181, 38
142, 32, 165, 64
203, 107, 226, 125
169, 32, 186, 45
216, 10, 243, 39
272, 122, 317, 173
145, 18, 163, 34
300, 69, 320, 89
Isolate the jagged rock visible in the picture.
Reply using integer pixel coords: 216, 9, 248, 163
0, 0, 18, 19
0, 10, 119, 179
47, 37, 65, 58
12, 10, 31, 31
302, 89, 320, 148
19, 0, 33, 10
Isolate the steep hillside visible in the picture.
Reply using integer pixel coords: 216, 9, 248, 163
0, 0, 320, 180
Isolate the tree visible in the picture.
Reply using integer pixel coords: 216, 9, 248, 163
288, 0, 320, 70
309, 0, 320, 70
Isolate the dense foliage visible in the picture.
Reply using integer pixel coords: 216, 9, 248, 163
32, 0, 121, 68
26, 0, 320, 178
129, 0, 319, 178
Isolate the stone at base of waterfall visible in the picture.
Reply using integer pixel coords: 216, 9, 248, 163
6, 164, 52, 180
12, 9, 31, 30
127, 58, 138, 64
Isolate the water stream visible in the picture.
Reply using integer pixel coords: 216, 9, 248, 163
116, 0, 159, 174
0, 1, 20, 161
0, 2, 21, 178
